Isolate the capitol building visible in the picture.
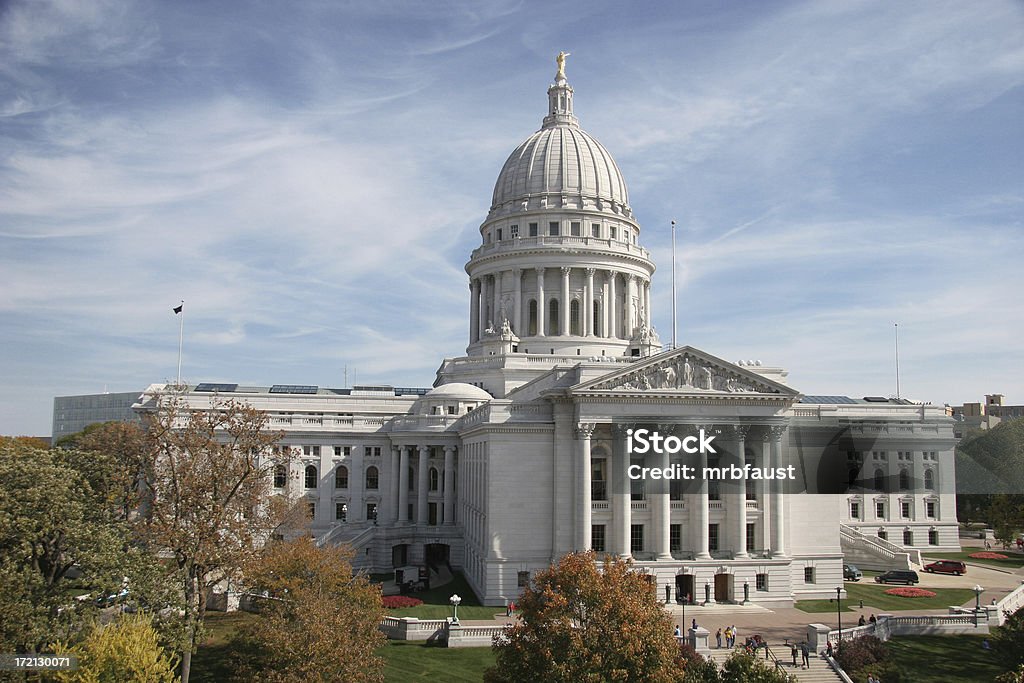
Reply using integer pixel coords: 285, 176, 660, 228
136, 59, 958, 606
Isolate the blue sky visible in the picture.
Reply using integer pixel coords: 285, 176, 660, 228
1, 0, 1022, 436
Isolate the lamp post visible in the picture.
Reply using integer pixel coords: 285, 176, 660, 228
450, 594, 462, 624
836, 587, 843, 650
974, 585, 984, 627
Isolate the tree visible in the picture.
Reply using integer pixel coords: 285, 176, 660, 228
993, 606, 1024, 670
987, 495, 1024, 550
229, 537, 386, 683
484, 551, 686, 683
53, 613, 178, 683
718, 651, 796, 683
56, 421, 148, 522
136, 392, 290, 683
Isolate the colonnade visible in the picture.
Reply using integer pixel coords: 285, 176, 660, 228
468, 267, 652, 342
391, 444, 457, 526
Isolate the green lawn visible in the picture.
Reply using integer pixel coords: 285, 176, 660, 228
381, 642, 494, 682
925, 550, 1024, 570
884, 635, 1009, 682
191, 611, 259, 683
383, 571, 507, 621
795, 599, 856, 613
843, 583, 977, 611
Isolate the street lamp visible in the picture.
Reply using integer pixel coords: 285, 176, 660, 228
974, 585, 984, 627
450, 593, 462, 624
836, 587, 843, 650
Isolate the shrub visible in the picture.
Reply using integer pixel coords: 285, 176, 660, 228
382, 595, 423, 609
970, 551, 1009, 560
835, 635, 888, 675
882, 587, 937, 598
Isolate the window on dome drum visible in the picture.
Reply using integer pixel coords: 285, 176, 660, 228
670, 524, 681, 553
496, 228, 503, 241
708, 524, 719, 552
335, 466, 348, 489
610, 226, 617, 240
429, 467, 439, 492
273, 465, 286, 488
336, 502, 347, 522
366, 466, 379, 490
549, 221, 559, 236
592, 223, 600, 237
898, 468, 910, 491
571, 221, 580, 236
803, 567, 815, 584
528, 300, 538, 335
592, 525, 606, 552
304, 465, 317, 489
592, 301, 600, 334
548, 299, 560, 335
570, 300, 581, 335
529, 223, 538, 237
903, 529, 913, 546
928, 529, 939, 545
591, 459, 607, 501
630, 524, 644, 553
510, 224, 518, 237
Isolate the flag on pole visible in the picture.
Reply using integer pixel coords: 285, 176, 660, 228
173, 303, 183, 314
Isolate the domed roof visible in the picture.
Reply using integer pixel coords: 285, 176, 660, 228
490, 126, 629, 213
426, 383, 492, 401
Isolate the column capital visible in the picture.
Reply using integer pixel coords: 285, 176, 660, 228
611, 423, 633, 439
574, 423, 596, 440
585, 267, 596, 278
443, 445, 457, 454
626, 273, 637, 283
561, 266, 571, 276
764, 425, 788, 442
417, 444, 431, 454
655, 423, 677, 436
728, 424, 752, 441
535, 266, 545, 277
512, 267, 522, 277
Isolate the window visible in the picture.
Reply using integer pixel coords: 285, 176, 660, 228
592, 301, 601, 336
496, 228, 503, 241
273, 465, 286, 488
670, 524, 681, 553
708, 458, 720, 500
365, 446, 381, 457
746, 523, 756, 553
850, 501, 861, 519
570, 221, 581, 236
903, 529, 913, 546
549, 221, 560, 236
510, 224, 519, 238
630, 524, 644, 553
926, 500, 936, 519
874, 468, 885, 492
429, 467, 439, 492
878, 529, 888, 541
366, 466, 379, 490
333, 446, 350, 457
570, 300, 581, 335
367, 503, 378, 522
901, 501, 911, 519
548, 299, 559, 336
335, 466, 348, 489
528, 300, 538, 335
898, 468, 910, 491
304, 465, 317, 489
610, 226, 618, 240
428, 502, 438, 525
592, 223, 600, 237
876, 501, 886, 518
306, 501, 316, 519
630, 459, 645, 500
803, 567, 815, 584
447, 405, 457, 415
529, 222, 538, 237
303, 445, 320, 456
924, 469, 934, 490
592, 524, 606, 552
709, 524, 719, 552
756, 573, 768, 591
518, 571, 530, 588
336, 502, 347, 521
408, 467, 415, 490
928, 529, 939, 545
591, 459, 607, 501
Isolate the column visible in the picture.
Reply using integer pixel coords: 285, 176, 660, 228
512, 269, 522, 335
575, 424, 595, 550
758, 434, 771, 551
625, 274, 636, 336
653, 425, 672, 560
612, 424, 632, 558
317, 445, 332, 524
560, 266, 571, 336
644, 279, 652, 328
398, 446, 410, 523
443, 446, 456, 525
601, 274, 609, 338
492, 273, 502, 325
535, 267, 546, 336
769, 426, 787, 557
584, 268, 595, 337
477, 278, 487, 340
351, 444, 364, 522
733, 425, 750, 559
608, 272, 618, 338
417, 444, 430, 525
469, 279, 480, 343
390, 446, 401, 523
693, 425, 712, 559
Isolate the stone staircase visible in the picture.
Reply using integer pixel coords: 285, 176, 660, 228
704, 648, 844, 683
840, 523, 921, 572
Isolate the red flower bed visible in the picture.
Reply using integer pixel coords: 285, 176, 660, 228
382, 595, 423, 609
969, 552, 1009, 560
883, 587, 936, 598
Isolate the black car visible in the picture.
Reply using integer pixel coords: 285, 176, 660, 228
874, 570, 919, 585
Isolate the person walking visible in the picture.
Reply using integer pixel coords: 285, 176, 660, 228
715, 628, 722, 648
674, 624, 681, 638
730, 624, 738, 647
800, 641, 810, 668
724, 626, 732, 647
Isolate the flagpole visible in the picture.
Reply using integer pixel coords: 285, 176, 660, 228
176, 301, 185, 388
671, 220, 677, 349
894, 322, 900, 400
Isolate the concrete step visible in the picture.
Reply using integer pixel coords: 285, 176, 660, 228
702, 648, 843, 683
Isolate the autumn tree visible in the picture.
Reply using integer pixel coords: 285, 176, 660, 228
484, 551, 686, 683
229, 536, 386, 683
136, 392, 290, 683
53, 613, 179, 683
56, 420, 148, 521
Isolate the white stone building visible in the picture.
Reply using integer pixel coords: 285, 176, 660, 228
135, 61, 958, 607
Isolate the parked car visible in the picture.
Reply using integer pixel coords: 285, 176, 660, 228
843, 563, 863, 581
874, 570, 919, 585
923, 560, 966, 576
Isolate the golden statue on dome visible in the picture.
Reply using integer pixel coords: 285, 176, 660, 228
555, 51, 571, 81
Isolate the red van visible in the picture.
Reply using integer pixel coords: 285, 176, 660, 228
922, 560, 966, 576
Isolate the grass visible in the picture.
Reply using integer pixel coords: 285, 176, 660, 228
843, 582, 977, 611
883, 635, 1009, 682
924, 550, 1024, 570
190, 611, 259, 683
380, 641, 494, 682
794, 599, 855, 613
382, 571, 507, 621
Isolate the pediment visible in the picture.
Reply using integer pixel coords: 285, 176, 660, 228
570, 346, 800, 398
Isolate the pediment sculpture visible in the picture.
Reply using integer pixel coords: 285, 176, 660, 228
591, 353, 778, 394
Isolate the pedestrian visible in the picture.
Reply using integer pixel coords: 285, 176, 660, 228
715, 628, 722, 648
866, 674, 878, 683
826, 640, 834, 658
724, 626, 732, 647
858, 614, 866, 626
730, 624, 738, 647
509, 600, 515, 617
506, 602, 511, 617
800, 641, 810, 668
674, 624, 681, 638
869, 613, 877, 624
691, 618, 697, 631
790, 642, 799, 666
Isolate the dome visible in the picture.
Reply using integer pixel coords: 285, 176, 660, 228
426, 383, 493, 401
490, 126, 629, 214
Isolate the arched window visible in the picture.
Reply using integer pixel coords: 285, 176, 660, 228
365, 466, 379, 490
429, 467, 439, 491
548, 299, 560, 335
570, 300, 581, 335
528, 299, 538, 335
335, 465, 348, 489
273, 465, 286, 488
593, 300, 601, 335
874, 468, 885, 492
898, 468, 910, 491
924, 469, 935, 491
304, 465, 317, 489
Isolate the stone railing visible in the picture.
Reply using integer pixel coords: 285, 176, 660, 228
379, 617, 509, 647
995, 579, 1024, 625
447, 622, 510, 648
316, 524, 375, 550
469, 235, 651, 261
809, 613, 989, 651
839, 524, 921, 567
